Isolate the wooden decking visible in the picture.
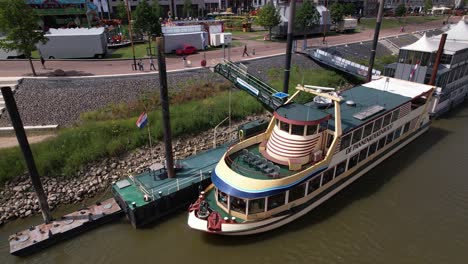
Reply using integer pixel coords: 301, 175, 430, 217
9, 198, 122, 256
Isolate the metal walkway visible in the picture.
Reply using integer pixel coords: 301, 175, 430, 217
306, 48, 381, 79
213, 60, 288, 111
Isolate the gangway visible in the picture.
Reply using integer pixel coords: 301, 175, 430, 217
306, 48, 381, 79
212, 60, 288, 111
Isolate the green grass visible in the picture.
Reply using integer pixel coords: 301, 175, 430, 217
106, 43, 152, 59
0, 90, 263, 183
359, 16, 443, 30
354, 54, 398, 72
0, 66, 356, 184
267, 66, 361, 104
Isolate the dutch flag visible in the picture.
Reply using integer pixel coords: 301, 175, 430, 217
136, 112, 148, 129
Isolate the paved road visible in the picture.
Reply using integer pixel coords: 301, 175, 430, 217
0, 17, 459, 77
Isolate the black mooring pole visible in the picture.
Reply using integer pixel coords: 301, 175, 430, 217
156, 37, 175, 178
366, 0, 385, 83
429, 33, 447, 86
283, 0, 297, 94
1, 86, 52, 224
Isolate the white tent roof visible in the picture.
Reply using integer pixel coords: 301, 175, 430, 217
363, 77, 434, 98
46, 27, 105, 36
433, 20, 468, 43
401, 34, 439, 52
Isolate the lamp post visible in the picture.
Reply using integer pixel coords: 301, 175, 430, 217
125, 0, 137, 70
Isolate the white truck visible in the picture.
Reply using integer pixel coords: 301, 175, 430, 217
37, 28, 107, 59
334, 18, 358, 33
0, 33, 24, 59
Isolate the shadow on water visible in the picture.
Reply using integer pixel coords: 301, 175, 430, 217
201, 126, 450, 246
437, 101, 468, 120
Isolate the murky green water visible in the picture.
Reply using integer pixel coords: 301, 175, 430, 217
1, 103, 468, 264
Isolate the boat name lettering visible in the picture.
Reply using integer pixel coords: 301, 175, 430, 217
345, 124, 394, 154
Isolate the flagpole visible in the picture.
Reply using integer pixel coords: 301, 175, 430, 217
145, 110, 153, 162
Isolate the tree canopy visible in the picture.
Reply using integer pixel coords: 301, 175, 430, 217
395, 4, 407, 18
257, 2, 281, 40
116, 1, 128, 22
424, 0, 433, 14
343, 3, 356, 16
329, 3, 345, 24
296, 0, 321, 30
183, 0, 193, 18
133, 0, 161, 56
0, 0, 47, 76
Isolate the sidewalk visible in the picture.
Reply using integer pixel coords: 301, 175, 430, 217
0, 17, 458, 78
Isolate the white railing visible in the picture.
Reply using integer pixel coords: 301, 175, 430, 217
149, 169, 211, 200
311, 49, 382, 77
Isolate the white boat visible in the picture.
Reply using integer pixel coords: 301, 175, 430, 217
188, 77, 436, 235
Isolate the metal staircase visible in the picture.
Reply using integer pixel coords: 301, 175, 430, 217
213, 60, 288, 111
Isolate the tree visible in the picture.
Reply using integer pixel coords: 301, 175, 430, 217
257, 2, 281, 40
183, 0, 192, 18
343, 3, 356, 17
395, 4, 407, 21
0, 0, 47, 76
329, 3, 345, 25
134, 0, 162, 56
116, 1, 128, 23
424, 0, 433, 15
296, 0, 320, 48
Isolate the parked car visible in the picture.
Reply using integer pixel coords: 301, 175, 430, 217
176, 45, 197, 55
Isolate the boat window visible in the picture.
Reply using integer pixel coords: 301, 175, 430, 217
373, 118, 383, 133
230, 196, 247, 214
363, 123, 373, 138
218, 190, 228, 208
347, 153, 359, 170
322, 168, 335, 185
391, 109, 400, 122
403, 122, 411, 134
288, 183, 307, 202
326, 133, 334, 148
267, 192, 286, 211
383, 113, 392, 127
352, 128, 363, 144
335, 161, 347, 176
280, 121, 290, 133
340, 134, 352, 151
307, 176, 321, 194
306, 124, 317, 135
319, 121, 328, 132
377, 137, 386, 151
386, 133, 394, 145
368, 142, 377, 156
291, 124, 304, 136
394, 126, 403, 140
248, 198, 265, 214
358, 147, 368, 163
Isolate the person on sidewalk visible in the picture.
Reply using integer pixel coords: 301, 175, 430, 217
242, 45, 250, 57
138, 59, 144, 71
40, 55, 46, 69
183, 55, 187, 67
149, 56, 156, 71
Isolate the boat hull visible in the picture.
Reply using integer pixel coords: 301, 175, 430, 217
188, 124, 430, 235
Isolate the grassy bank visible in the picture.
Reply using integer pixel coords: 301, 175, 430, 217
360, 16, 443, 30
0, 67, 355, 184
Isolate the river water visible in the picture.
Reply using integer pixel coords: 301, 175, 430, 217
1, 103, 467, 264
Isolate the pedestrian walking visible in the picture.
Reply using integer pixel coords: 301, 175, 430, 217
183, 55, 187, 67
40, 55, 46, 69
138, 59, 144, 71
149, 56, 156, 71
242, 44, 249, 57
400, 26, 405, 33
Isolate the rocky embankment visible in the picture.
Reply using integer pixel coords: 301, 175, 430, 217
0, 114, 269, 225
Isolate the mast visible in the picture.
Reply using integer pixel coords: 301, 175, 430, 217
366, 0, 385, 82
283, 0, 297, 94
1, 87, 52, 224
428, 33, 448, 86
156, 37, 175, 178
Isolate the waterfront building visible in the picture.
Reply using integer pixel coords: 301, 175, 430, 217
384, 20, 468, 116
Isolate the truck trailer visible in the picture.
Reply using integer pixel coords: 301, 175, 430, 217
37, 28, 107, 59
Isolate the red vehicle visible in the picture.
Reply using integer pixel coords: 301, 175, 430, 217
176, 45, 197, 55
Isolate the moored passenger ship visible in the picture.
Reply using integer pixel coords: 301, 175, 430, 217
188, 77, 435, 235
